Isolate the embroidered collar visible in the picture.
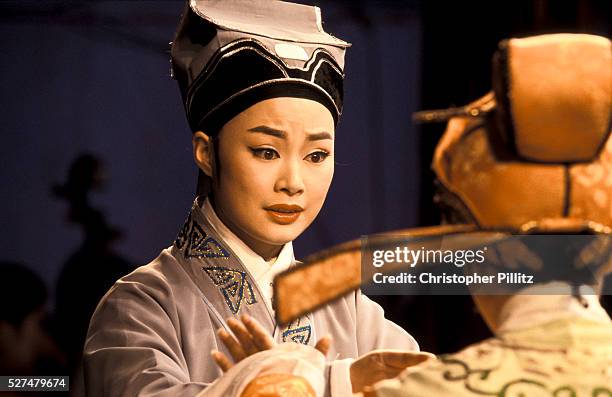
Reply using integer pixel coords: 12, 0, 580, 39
201, 197, 295, 306
172, 198, 314, 346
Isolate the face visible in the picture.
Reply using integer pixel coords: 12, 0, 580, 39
197, 97, 335, 258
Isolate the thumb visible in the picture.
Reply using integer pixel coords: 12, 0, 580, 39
380, 351, 434, 369
314, 335, 332, 357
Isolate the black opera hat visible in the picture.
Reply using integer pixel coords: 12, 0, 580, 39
170, 0, 350, 134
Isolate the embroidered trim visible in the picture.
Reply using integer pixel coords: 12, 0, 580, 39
203, 266, 257, 314
174, 209, 259, 314
176, 217, 230, 259
282, 318, 312, 345
174, 213, 192, 250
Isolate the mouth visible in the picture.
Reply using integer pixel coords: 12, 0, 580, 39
264, 204, 304, 225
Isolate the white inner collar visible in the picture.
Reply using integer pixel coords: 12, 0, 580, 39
497, 282, 611, 334
201, 197, 295, 304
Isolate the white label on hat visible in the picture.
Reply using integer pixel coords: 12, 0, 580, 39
274, 43, 309, 61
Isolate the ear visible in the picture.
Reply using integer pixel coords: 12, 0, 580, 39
192, 131, 214, 177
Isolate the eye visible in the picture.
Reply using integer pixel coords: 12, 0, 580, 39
250, 147, 279, 160
305, 151, 330, 163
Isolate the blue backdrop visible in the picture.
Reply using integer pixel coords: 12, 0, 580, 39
0, 1, 422, 297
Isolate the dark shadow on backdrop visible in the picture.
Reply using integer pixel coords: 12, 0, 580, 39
0, 262, 66, 391
52, 154, 133, 379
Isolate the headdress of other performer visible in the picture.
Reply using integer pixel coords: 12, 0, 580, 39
423, 33, 612, 235
170, 0, 350, 136
273, 33, 612, 325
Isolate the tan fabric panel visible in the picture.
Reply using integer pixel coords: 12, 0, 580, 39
570, 130, 612, 230
507, 34, 611, 162
273, 224, 483, 325
433, 116, 565, 229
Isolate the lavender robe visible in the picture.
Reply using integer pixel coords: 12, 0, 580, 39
82, 203, 418, 396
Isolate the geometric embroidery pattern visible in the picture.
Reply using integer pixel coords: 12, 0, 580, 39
203, 266, 257, 314
174, 213, 192, 250
184, 221, 230, 259
282, 319, 312, 345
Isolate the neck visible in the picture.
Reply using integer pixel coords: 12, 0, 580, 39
210, 200, 282, 261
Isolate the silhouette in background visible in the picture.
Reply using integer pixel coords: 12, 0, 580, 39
0, 262, 65, 381
52, 154, 133, 380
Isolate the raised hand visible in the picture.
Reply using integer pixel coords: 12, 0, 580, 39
212, 314, 332, 372
350, 350, 434, 394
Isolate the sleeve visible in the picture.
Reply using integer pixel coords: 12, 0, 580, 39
84, 277, 328, 397
83, 280, 213, 397
327, 290, 420, 397
355, 290, 419, 353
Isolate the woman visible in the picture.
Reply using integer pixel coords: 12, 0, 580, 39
83, 1, 419, 396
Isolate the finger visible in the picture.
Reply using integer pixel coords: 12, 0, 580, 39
211, 350, 233, 372
362, 387, 378, 397
217, 328, 247, 362
314, 335, 332, 357
383, 351, 434, 369
242, 314, 275, 350
227, 318, 259, 356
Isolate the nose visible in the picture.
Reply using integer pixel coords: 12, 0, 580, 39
275, 158, 305, 196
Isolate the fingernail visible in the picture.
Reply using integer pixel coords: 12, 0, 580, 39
241, 314, 251, 323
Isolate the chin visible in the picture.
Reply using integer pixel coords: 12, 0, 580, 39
258, 224, 304, 245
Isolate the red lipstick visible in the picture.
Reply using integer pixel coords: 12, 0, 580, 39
264, 204, 304, 225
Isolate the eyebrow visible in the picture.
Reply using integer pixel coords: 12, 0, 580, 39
248, 125, 286, 138
307, 132, 333, 141
248, 125, 333, 141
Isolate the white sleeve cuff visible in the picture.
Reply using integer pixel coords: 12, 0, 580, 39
329, 358, 354, 397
